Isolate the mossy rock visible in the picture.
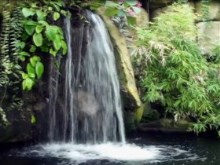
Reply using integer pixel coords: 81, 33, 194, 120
138, 118, 192, 133
134, 104, 145, 124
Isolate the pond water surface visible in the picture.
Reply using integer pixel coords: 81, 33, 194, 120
0, 133, 219, 165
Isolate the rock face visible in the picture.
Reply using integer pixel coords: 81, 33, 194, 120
0, 108, 32, 143
195, 1, 220, 22
197, 22, 220, 55
0, 89, 46, 143
97, 8, 142, 129
194, 1, 220, 56
149, 1, 220, 57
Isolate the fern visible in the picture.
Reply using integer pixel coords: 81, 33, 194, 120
7, 7, 24, 112
0, 10, 11, 116
0, 10, 11, 88
0, 5, 24, 124
0, 107, 9, 126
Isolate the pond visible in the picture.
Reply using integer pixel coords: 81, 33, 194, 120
0, 132, 219, 165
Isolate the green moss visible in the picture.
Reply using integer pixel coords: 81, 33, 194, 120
134, 104, 144, 124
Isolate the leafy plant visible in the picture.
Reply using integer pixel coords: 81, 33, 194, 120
17, 0, 141, 90
17, 0, 68, 90
67, 0, 106, 11
31, 114, 37, 124
104, 0, 142, 25
0, 3, 24, 125
133, 3, 220, 136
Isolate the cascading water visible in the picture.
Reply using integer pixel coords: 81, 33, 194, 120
48, 11, 125, 143
5, 11, 200, 165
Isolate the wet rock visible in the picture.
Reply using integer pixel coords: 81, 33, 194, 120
138, 118, 192, 133
97, 8, 143, 129
75, 91, 99, 116
97, 8, 142, 109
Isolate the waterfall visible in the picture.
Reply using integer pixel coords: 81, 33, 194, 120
48, 11, 125, 144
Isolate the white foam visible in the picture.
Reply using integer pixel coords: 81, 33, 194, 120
20, 142, 202, 164
26, 143, 160, 162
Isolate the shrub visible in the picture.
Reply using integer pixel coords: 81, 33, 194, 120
133, 3, 220, 136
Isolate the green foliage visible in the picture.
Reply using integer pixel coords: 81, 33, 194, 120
133, 3, 220, 136
104, 0, 141, 26
17, 0, 140, 91
66, 0, 141, 26
18, 0, 68, 90
0, 107, 9, 127
31, 114, 37, 124
68, 0, 106, 11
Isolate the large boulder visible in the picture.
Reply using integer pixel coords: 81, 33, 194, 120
197, 21, 220, 55
195, 1, 220, 22
97, 8, 142, 129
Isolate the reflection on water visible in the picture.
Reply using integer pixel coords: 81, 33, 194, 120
0, 133, 219, 165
